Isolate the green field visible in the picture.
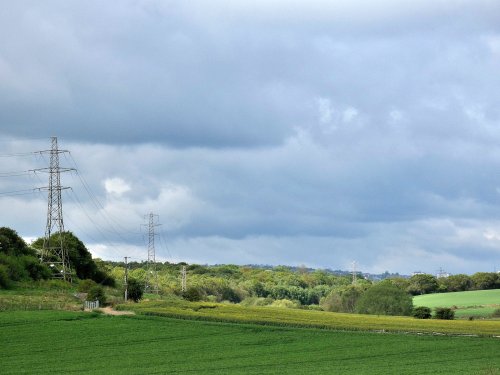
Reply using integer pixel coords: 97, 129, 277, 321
1, 310, 500, 375
116, 298, 500, 336
414, 289, 500, 318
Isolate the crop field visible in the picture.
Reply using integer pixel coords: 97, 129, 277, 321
116, 298, 500, 336
1, 310, 500, 375
414, 289, 500, 318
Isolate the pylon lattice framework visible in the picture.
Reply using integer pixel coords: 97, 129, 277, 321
145, 213, 160, 294
39, 136, 73, 282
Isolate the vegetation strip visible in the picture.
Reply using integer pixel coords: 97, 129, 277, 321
116, 299, 500, 337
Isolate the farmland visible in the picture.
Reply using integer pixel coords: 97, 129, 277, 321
116, 297, 500, 336
414, 289, 500, 318
1, 310, 500, 375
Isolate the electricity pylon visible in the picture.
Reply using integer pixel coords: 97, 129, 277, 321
37, 137, 74, 282
145, 213, 160, 294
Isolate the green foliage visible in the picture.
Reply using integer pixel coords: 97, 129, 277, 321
407, 274, 439, 295
434, 307, 455, 320
87, 285, 106, 305
22, 256, 52, 281
412, 306, 432, 319
0, 264, 12, 289
321, 285, 365, 313
77, 279, 98, 293
357, 282, 413, 316
270, 299, 300, 308
32, 231, 115, 285
492, 308, 500, 318
0, 227, 35, 257
182, 286, 203, 302
471, 272, 499, 290
438, 274, 472, 292
0, 227, 52, 285
127, 278, 143, 303
239, 296, 273, 307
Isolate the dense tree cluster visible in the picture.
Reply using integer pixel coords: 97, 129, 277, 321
0, 227, 115, 289
0, 227, 51, 288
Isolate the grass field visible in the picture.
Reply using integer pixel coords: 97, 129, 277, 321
116, 298, 500, 336
414, 289, 500, 318
1, 310, 500, 375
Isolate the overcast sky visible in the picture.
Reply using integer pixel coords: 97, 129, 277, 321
1, 0, 500, 275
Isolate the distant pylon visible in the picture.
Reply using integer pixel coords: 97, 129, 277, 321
145, 213, 160, 294
37, 137, 73, 282
181, 265, 187, 292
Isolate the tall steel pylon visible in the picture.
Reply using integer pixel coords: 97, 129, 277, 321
145, 213, 160, 294
37, 137, 73, 282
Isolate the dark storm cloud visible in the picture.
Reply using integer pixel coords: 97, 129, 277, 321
2, 1, 500, 273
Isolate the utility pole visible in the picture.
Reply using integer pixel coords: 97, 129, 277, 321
352, 261, 357, 284
36, 137, 74, 282
144, 213, 160, 294
124, 256, 129, 302
181, 265, 187, 292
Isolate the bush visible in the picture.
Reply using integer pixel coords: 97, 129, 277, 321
492, 308, 500, 318
78, 279, 97, 293
270, 299, 300, 309
413, 306, 432, 319
240, 297, 273, 307
87, 285, 106, 305
127, 278, 144, 303
182, 286, 203, 302
434, 307, 455, 320
0, 264, 12, 289
221, 286, 241, 303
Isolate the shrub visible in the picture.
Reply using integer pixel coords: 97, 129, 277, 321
87, 285, 106, 305
182, 286, 203, 302
78, 279, 98, 293
240, 297, 273, 307
492, 308, 500, 318
270, 299, 299, 309
434, 307, 455, 320
221, 286, 241, 303
127, 278, 144, 303
412, 306, 432, 319
0, 264, 12, 289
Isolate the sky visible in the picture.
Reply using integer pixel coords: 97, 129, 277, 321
1, 0, 500, 275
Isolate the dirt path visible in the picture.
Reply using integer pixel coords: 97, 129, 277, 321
98, 306, 135, 316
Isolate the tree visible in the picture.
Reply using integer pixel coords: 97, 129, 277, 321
470, 272, 499, 290
438, 274, 472, 292
0, 227, 51, 286
32, 231, 115, 285
321, 285, 365, 313
407, 274, 439, 295
357, 282, 413, 316
127, 278, 143, 302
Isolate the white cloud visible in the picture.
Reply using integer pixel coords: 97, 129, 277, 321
104, 177, 131, 196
